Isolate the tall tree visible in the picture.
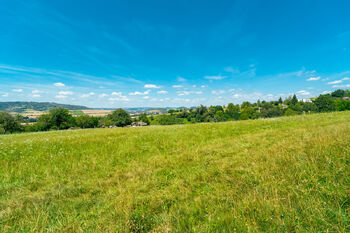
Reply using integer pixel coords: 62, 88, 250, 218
291, 94, 298, 105
107, 108, 132, 127
0, 111, 21, 134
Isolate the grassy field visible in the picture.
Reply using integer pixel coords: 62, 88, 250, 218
0, 112, 349, 232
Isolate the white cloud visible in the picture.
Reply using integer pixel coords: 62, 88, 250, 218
327, 77, 350, 85
81, 92, 95, 98
333, 84, 350, 88
177, 90, 203, 96
177, 76, 187, 82
296, 90, 311, 96
129, 90, 151, 95
328, 80, 342, 85
201, 85, 207, 88
111, 92, 123, 96
321, 90, 331, 94
157, 90, 168, 94
144, 84, 161, 88
172, 85, 183, 88
99, 93, 108, 98
55, 95, 67, 99
306, 76, 320, 81
224, 66, 240, 74
31, 94, 40, 98
2, 93, 9, 97
211, 90, 226, 95
54, 82, 65, 87
12, 89, 23, 93
143, 96, 150, 99
109, 92, 129, 101
32, 90, 44, 94
204, 75, 226, 80
58, 91, 73, 95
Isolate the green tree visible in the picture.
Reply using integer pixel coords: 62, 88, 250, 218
226, 103, 240, 120
240, 107, 258, 120
138, 113, 150, 125
0, 111, 21, 134
76, 115, 98, 128
313, 95, 335, 112
278, 97, 283, 104
331, 89, 345, 98
107, 108, 132, 127
291, 94, 298, 105
36, 108, 75, 130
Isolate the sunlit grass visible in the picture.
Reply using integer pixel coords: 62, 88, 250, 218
0, 112, 349, 232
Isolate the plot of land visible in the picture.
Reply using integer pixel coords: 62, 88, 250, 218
0, 112, 349, 232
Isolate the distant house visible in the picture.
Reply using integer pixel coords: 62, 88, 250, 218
343, 96, 350, 100
131, 122, 148, 127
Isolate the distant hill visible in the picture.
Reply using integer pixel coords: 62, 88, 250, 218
0, 102, 89, 113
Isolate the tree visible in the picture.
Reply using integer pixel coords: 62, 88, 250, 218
48, 108, 75, 129
0, 111, 21, 134
278, 97, 283, 104
291, 94, 298, 105
331, 89, 345, 98
107, 108, 132, 127
240, 107, 258, 120
76, 115, 98, 128
226, 103, 240, 120
313, 95, 335, 112
36, 108, 75, 130
138, 113, 150, 125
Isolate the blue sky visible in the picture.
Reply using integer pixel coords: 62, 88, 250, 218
0, 0, 350, 107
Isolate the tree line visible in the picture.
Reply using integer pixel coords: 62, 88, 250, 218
1, 89, 350, 134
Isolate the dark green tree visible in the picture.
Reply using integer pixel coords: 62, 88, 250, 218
0, 111, 21, 134
313, 95, 335, 112
107, 108, 132, 127
331, 89, 345, 98
291, 94, 298, 105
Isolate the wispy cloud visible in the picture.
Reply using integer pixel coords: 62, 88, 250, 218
172, 85, 183, 88
204, 75, 226, 80
129, 90, 150, 95
144, 84, 161, 88
327, 77, 349, 85
54, 82, 65, 87
177, 90, 203, 96
306, 76, 320, 81
58, 91, 73, 95
296, 90, 311, 96
12, 89, 23, 92
157, 90, 168, 94
177, 76, 187, 82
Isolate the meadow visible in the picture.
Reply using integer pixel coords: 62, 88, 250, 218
0, 112, 349, 232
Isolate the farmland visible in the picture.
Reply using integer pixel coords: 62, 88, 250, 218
0, 112, 349, 232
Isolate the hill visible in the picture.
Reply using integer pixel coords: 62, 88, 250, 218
0, 101, 89, 112
0, 112, 349, 232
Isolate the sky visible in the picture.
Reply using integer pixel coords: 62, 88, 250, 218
0, 0, 350, 108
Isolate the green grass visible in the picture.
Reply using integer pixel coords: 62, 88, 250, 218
0, 112, 349, 232
70, 110, 84, 115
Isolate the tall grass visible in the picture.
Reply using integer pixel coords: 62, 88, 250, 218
0, 112, 349, 232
